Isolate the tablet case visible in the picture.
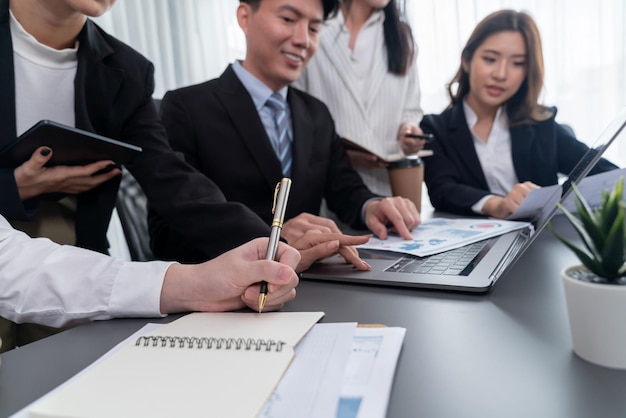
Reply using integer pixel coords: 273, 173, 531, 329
0, 120, 142, 168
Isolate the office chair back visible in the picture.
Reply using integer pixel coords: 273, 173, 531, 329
115, 167, 154, 261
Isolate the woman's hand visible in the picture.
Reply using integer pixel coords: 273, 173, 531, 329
397, 122, 427, 155
14, 147, 121, 200
482, 182, 540, 219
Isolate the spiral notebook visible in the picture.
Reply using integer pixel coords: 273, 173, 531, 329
28, 311, 324, 418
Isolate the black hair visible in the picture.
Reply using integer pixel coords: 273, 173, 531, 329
240, 0, 340, 21
448, 9, 550, 124
343, 0, 414, 75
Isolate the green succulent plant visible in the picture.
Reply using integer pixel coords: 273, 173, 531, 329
548, 176, 626, 284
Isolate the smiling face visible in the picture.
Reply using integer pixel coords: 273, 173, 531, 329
463, 30, 528, 115
237, 0, 323, 91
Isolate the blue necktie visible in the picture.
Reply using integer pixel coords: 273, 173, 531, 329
266, 92, 292, 176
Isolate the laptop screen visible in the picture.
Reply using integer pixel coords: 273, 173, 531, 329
526, 106, 626, 247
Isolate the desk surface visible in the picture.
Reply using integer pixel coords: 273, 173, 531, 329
1, 216, 626, 418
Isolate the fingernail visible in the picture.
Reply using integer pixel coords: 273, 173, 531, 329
327, 240, 339, 250
40, 147, 51, 156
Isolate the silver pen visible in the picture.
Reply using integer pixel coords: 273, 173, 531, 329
259, 178, 292, 312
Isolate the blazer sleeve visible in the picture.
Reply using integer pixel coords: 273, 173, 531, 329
421, 113, 491, 215
553, 120, 619, 176
323, 120, 378, 229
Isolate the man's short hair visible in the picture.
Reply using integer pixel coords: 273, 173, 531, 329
240, 0, 340, 21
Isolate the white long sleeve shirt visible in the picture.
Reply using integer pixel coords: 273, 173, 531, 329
0, 216, 171, 328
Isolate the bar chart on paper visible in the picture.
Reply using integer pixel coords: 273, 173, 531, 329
337, 328, 406, 418
260, 324, 405, 418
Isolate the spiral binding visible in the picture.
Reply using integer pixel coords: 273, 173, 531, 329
135, 336, 286, 351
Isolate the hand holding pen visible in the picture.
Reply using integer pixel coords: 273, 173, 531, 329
259, 178, 292, 312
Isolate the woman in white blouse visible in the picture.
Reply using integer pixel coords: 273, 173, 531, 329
294, 0, 425, 196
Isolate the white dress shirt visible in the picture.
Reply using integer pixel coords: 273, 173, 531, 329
464, 101, 519, 214
0, 215, 171, 328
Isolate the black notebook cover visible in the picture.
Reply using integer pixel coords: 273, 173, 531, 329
0, 120, 142, 168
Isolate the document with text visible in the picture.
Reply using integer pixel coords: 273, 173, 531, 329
359, 217, 531, 257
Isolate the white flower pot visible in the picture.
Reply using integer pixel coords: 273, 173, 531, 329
562, 265, 626, 369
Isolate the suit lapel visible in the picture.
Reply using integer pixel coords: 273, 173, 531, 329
73, 20, 123, 250
0, 0, 16, 147
217, 67, 282, 189
75, 20, 123, 133
287, 88, 315, 186
449, 104, 490, 189
510, 124, 535, 182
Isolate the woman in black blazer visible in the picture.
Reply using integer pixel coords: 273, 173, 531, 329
421, 10, 617, 218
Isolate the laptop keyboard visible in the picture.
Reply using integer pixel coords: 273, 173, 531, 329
385, 240, 489, 276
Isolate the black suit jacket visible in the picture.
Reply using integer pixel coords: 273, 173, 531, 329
0, 1, 269, 255
421, 102, 618, 215
149, 65, 377, 262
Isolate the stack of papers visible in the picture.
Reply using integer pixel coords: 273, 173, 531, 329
359, 217, 531, 257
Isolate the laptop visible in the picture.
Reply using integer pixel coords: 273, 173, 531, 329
302, 108, 626, 292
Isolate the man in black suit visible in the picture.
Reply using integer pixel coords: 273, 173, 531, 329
150, 0, 421, 266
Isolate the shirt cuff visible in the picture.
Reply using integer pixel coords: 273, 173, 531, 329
472, 195, 495, 214
108, 260, 175, 318
361, 197, 383, 223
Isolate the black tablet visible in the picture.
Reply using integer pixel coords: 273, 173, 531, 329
0, 120, 142, 168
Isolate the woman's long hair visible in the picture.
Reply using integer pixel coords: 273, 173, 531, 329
344, 0, 415, 75
448, 9, 551, 124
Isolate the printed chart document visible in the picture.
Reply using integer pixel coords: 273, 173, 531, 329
507, 168, 626, 220
26, 311, 324, 418
560, 167, 626, 212
506, 185, 561, 221
337, 327, 406, 418
359, 217, 531, 257
259, 324, 406, 418
260, 322, 357, 418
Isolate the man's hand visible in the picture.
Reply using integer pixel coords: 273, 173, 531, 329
281, 212, 343, 243
14, 146, 121, 200
364, 196, 420, 240
289, 230, 371, 273
160, 238, 301, 314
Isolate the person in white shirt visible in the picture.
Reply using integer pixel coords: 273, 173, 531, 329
0, 213, 299, 337
294, 0, 425, 196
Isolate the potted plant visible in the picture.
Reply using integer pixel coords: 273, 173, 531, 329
549, 176, 626, 369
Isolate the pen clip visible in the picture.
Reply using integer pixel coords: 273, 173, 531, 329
271, 182, 281, 215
